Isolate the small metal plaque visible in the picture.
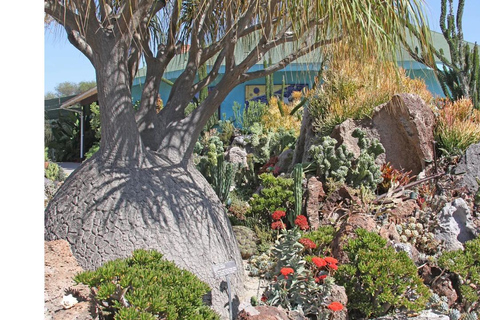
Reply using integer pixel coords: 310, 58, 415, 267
212, 260, 237, 278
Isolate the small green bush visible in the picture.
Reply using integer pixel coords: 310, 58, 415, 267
74, 249, 219, 320
437, 237, 480, 311
45, 162, 65, 182
303, 225, 336, 254
247, 173, 294, 227
335, 228, 430, 318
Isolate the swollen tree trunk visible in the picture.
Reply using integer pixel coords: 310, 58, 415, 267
44, 32, 244, 319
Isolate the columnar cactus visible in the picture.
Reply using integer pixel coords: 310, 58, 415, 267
292, 163, 304, 226
213, 152, 235, 203
404, 0, 480, 109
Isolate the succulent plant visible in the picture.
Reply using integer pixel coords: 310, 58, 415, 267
449, 308, 461, 320
247, 252, 276, 278
464, 312, 479, 320
232, 226, 258, 259
308, 129, 384, 191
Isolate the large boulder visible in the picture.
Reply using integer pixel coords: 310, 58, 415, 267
453, 142, 480, 194
227, 146, 248, 168
236, 306, 292, 320
330, 94, 435, 175
435, 198, 477, 251
305, 176, 326, 230
44, 240, 92, 320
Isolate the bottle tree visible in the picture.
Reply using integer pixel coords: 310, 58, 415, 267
44, 1, 430, 317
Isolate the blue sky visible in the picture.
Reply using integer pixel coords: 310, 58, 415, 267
44, 0, 480, 95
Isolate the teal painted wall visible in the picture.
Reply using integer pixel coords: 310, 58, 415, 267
131, 61, 444, 122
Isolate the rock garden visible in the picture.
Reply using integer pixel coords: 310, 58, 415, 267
44, 57, 480, 320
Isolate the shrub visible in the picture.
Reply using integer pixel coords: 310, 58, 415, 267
45, 162, 65, 182
74, 249, 219, 320
377, 162, 413, 194
233, 101, 268, 132
335, 228, 430, 318
246, 127, 297, 166
437, 237, 480, 312
308, 44, 433, 136
261, 96, 302, 136
434, 98, 480, 156
247, 173, 294, 227
302, 225, 336, 255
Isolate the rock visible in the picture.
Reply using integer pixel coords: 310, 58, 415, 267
393, 242, 420, 264
305, 177, 326, 230
328, 285, 349, 320
435, 198, 477, 251
274, 149, 294, 175
291, 104, 318, 167
375, 310, 449, 320
233, 226, 258, 259
44, 240, 92, 320
419, 264, 442, 286
330, 94, 435, 175
410, 310, 450, 320
236, 305, 291, 320
432, 277, 458, 307
233, 135, 247, 147
379, 222, 401, 242
321, 186, 361, 223
227, 146, 248, 168
330, 118, 375, 162
388, 200, 419, 224
332, 213, 377, 264
453, 142, 480, 194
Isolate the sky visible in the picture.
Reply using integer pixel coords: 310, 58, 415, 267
43, 0, 480, 96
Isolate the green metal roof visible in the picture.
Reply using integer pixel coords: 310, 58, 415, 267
135, 30, 475, 80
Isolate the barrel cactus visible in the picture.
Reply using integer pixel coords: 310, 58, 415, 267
232, 226, 258, 259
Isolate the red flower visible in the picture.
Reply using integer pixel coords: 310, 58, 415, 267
324, 257, 338, 264
299, 238, 317, 249
312, 257, 327, 268
315, 275, 327, 283
271, 221, 286, 230
280, 267, 294, 279
272, 210, 286, 221
294, 215, 309, 230
261, 295, 267, 303
327, 302, 344, 312
328, 263, 338, 270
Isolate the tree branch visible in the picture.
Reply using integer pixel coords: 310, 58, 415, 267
240, 37, 341, 82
